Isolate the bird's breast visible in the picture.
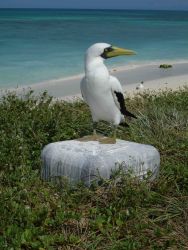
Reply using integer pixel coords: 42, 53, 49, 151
83, 76, 121, 123
86, 71, 110, 92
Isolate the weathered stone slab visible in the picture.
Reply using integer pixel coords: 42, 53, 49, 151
41, 139, 160, 186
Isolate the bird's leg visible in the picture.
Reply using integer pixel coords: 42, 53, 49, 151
99, 124, 117, 144
93, 121, 98, 138
113, 125, 117, 141
77, 121, 103, 142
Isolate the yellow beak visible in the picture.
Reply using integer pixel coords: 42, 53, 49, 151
107, 46, 136, 58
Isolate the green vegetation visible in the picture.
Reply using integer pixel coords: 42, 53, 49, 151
159, 64, 173, 69
0, 87, 188, 249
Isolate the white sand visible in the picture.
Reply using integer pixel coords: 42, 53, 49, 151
123, 74, 188, 95
2, 61, 188, 100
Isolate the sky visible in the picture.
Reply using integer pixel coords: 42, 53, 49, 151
0, 0, 188, 11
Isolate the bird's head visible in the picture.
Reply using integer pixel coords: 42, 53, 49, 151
86, 43, 136, 60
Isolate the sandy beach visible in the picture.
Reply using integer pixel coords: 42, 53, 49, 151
3, 61, 188, 100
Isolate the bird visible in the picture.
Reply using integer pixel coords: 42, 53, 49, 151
136, 81, 144, 90
80, 43, 137, 144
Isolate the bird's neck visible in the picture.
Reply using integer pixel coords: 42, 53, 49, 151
85, 57, 109, 80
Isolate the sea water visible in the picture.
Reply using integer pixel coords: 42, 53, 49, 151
0, 9, 188, 88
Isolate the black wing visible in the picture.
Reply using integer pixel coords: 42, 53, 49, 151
114, 91, 137, 119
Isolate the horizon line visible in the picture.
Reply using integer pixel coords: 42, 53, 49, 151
0, 7, 188, 12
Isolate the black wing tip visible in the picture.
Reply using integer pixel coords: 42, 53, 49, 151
125, 110, 137, 119
114, 91, 137, 119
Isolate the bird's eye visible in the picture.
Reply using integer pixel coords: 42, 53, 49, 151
104, 46, 113, 52
107, 47, 113, 52
104, 47, 113, 53
101, 46, 113, 59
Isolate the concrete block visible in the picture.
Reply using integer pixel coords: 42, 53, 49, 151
41, 139, 160, 186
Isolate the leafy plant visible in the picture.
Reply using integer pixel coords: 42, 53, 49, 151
0, 87, 188, 249
159, 64, 173, 69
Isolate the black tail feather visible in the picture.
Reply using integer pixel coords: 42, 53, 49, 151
123, 109, 137, 119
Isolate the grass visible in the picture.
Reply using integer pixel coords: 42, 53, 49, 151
0, 87, 188, 249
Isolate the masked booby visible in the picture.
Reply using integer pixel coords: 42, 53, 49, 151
80, 43, 137, 144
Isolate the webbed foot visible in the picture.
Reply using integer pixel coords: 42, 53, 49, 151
98, 137, 116, 144
77, 134, 104, 142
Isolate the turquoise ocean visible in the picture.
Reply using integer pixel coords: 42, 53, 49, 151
0, 9, 188, 88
